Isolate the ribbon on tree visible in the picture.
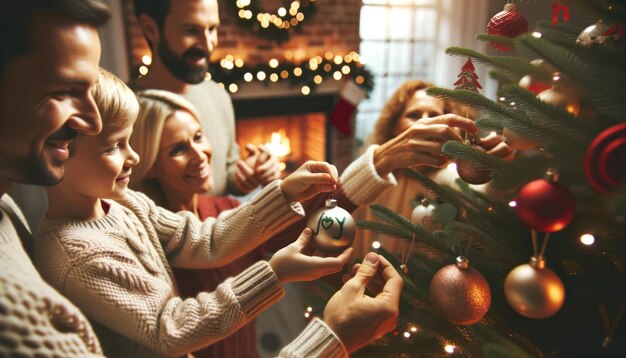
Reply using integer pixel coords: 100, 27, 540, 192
552, 1, 570, 26
330, 80, 367, 136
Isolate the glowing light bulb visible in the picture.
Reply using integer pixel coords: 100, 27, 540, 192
532, 32, 542, 38
509, 201, 517, 207
269, 58, 279, 68
244, 72, 253, 82
444, 345, 456, 353
141, 55, 152, 65
372, 241, 381, 249
301, 86, 311, 95
580, 233, 595, 245
139, 65, 148, 76
403, 332, 411, 338
257, 71, 267, 81
333, 71, 342, 80
278, 7, 287, 17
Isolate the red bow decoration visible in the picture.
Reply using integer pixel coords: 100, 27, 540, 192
552, 1, 570, 26
604, 24, 625, 40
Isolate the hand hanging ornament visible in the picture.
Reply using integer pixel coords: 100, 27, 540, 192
487, 2, 528, 51
429, 256, 491, 325
307, 198, 356, 252
515, 169, 575, 233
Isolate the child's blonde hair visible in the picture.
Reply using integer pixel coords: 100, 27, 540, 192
90, 68, 139, 129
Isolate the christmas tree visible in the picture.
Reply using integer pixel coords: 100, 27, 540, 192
356, 1, 626, 357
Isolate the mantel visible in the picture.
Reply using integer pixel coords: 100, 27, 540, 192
230, 80, 344, 119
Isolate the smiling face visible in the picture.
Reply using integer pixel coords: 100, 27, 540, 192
149, 109, 213, 201
62, 123, 140, 200
0, 12, 102, 186
392, 89, 446, 137
156, 0, 220, 84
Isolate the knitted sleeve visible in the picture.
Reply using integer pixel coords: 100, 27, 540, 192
121, 181, 305, 269
63, 248, 283, 356
277, 318, 347, 358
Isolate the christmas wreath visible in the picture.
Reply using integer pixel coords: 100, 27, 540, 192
229, 0, 318, 42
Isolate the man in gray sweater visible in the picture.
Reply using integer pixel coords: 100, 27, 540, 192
131, 0, 282, 197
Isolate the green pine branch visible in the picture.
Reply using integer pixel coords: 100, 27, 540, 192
475, 116, 503, 132
500, 84, 597, 143
368, 204, 419, 235
445, 47, 551, 82
356, 220, 413, 240
476, 33, 515, 49
441, 141, 507, 169
514, 35, 626, 118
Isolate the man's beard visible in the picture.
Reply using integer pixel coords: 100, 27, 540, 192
158, 37, 209, 84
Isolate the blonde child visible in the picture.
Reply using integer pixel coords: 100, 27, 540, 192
33, 69, 352, 357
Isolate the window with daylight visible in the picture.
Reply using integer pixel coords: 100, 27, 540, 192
356, 0, 489, 145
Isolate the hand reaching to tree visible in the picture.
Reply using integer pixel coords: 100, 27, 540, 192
279, 160, 338, 203
373, 113, 478, 177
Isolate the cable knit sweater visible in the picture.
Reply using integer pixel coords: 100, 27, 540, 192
34, 181, 303, 357
0, 194, 102, 356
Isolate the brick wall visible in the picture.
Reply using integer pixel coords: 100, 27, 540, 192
123, 0, 362, 70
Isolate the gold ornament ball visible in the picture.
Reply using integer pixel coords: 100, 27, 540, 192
537, 87, 580, 117
504, 256, 565, 319
306, 199, 355, 252
429, 257, 491, 325
503, 127, 538, 150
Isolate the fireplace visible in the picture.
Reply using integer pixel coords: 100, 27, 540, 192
232, 82, 355, 174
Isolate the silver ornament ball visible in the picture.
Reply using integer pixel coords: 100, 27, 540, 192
306, 199, 356, 252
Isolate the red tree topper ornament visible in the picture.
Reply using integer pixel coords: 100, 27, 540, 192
487, 3, 528, 51
454, 58, 482, 92
515, 171, 575, 232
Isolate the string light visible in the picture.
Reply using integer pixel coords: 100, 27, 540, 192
256, 71, 267, 81
444, 345, 456, 354
333, 71, 342, 80
293, 67, 303, 76
341, 65, 351, 74
244, 72, 253, 82
270, 73, 279, 82
141, 55, 152, 65
372, 241, 381, 249
301, 85, 311, 95
139, 65, 149, 76
580, 233, 595, 245
269, 58, 279, 68
532, 31, 542, 38
235, 58, 244, 67
228, 83, 238, 93
509, 200, 517, 207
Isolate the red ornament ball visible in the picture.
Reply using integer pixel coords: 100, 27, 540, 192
487, 3, 528, 51
515, 178, 575, 232
456, 145, 491, 185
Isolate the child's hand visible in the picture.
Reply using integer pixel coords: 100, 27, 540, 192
269, 228, 352, 283
279, 161, 338, 203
